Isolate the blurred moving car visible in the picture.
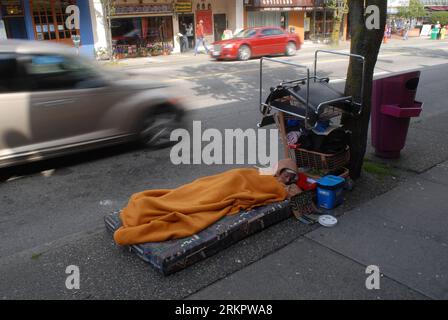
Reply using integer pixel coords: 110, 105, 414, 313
0, 40, 185, 169
210, 26, 302, 61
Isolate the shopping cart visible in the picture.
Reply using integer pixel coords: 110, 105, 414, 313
258, 50, 366, 130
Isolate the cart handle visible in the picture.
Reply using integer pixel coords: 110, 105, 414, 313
260, 57, 313, 129
314, 50, 366, 112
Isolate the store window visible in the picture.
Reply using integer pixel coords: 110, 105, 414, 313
111, 16, 174, 58
247, 11, 282, 28
30, 0, 78, 44
0, 0, 27, 39
307, 9, 334, 41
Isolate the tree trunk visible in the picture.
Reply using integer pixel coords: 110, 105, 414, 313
331, 17, 342, 46
101, 0, 114, 60
341, 0, 387, 179
331, 1, 348, 46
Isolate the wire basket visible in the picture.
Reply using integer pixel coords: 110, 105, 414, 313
303, 167, 350, 181
294, 147, 350, 172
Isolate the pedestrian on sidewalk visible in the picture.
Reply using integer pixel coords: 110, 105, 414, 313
186, 23, 194, 49
178, 32, 188, 53
194, 20, 210, 56
403, 21, 410, 40
383, 24, 389, 44
437, 24, 444, 40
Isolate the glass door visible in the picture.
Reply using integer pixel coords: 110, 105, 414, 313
213, 13, 226, 42
30, 0, 78, 45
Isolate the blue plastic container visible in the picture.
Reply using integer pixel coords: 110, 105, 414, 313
317, 175, 345, 209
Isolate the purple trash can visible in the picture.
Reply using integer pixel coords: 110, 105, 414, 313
371, 71, 423, 159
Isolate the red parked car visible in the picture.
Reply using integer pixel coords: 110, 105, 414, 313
211, 26, 302, 61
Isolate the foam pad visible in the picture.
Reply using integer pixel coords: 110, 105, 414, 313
105, 201, 290, 275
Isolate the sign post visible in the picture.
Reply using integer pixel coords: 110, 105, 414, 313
66, 5, 80, 53
72, 35, 81, 55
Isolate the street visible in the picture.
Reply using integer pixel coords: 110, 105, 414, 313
0, 38, 447, 299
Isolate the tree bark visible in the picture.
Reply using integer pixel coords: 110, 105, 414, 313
100, 0, 114, 60
331, 16, 342, 45
341, 0, 387, 179
329, 1, 348, 46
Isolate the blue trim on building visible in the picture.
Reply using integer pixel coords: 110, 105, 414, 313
78, 0, 95, 58
22, 0, 35, 41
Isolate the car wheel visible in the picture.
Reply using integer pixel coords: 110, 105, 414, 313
238, 45, 251, 61
139, 106, 184, 149
0, 170, 12, 182
285, 42, 297, 56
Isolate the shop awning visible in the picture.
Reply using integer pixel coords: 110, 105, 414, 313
258, 7, 316, 11
427, 6, 448, 11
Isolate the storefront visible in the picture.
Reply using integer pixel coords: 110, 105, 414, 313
191, 0, 238, 43
105, 0, 243, 58
176, 0, 195, 50
0, 0, 95, 56
110, 0, 176, 58
244, 0, 346, 42
308, 2, 337, 42
0, 1, 28, 40
244, 0, 314, 41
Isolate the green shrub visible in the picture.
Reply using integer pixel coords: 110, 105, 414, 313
430, 12, 448, 26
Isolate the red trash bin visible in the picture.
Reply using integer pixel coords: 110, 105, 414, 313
371, 71, 423, 159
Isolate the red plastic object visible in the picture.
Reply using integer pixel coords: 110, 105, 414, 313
371, 71, 423, 159
288, 144, 300, 150
298, 173, 317, 191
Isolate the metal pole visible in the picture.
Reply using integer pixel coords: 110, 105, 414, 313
305, 68, 310, 129
260, 57, 263, 113
323, 5, 326, 42
106, 0, 114, 60
313, 1, 316, 41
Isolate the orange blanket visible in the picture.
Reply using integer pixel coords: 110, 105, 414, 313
114, 168, 287, 245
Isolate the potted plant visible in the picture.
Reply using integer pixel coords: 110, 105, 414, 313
150, 43, 163, 56
163, 42, 173, 55
115, 46, 125, 59
138, 47, 149, 57
95, 47, 109, 60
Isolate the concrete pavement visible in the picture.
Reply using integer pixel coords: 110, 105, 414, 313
190, 160, 448, 299
189, 69, 448, 300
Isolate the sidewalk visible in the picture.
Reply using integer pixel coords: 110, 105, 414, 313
188, 63, 448, 300
190, 159, 448, 299
99, 36, 447, 69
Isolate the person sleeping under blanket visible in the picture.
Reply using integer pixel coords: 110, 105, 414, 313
114, 159, 314, 246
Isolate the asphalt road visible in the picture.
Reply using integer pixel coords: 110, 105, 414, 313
125, 39, 448, 116
0, 39, 447, 299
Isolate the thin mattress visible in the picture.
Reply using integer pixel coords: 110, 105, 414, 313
105, 200, 290, 275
